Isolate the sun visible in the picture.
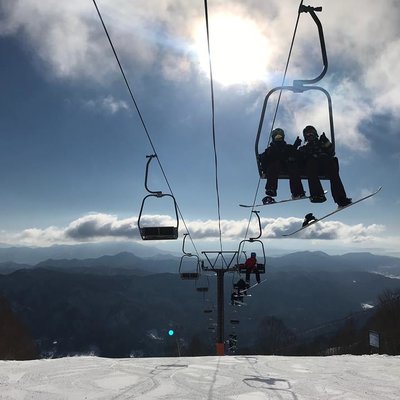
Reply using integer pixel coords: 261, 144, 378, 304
193, 13, 270, 86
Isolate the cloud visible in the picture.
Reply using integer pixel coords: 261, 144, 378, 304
65, 213, 138, 240
289, 221, 385, 242
0, 212, 387, 248
0, 0, 116, 82
83, 95, 129, 114
0, 0, 199, 82
1, 0, 400, 150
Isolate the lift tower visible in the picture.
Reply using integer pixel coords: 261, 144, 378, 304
201, 251, 238, 356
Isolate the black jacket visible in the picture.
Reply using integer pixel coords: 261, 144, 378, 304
261, 141, 298, 165
298, 137, 335, 160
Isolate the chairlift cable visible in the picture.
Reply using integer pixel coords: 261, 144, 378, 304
241, 0, 305, 228
238, 1, 304, 269
203, 0, 223, 253
92, 0, 200, 256
267, 0, 304, 147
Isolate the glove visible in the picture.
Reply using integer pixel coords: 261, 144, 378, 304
293, 136, 302, 149
320, 132, 329, 143
320, 132, 331, 148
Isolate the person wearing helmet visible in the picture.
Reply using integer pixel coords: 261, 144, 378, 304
231, 278, 247, 305
260, 128, 305, 204
244, 252, 260, 286
298, 125, 352, 207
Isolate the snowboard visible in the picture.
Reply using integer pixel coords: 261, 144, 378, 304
282, 186, 382, 237
239, 191, 327, 208
238, 278, 268, 294
231, 300, 247, 307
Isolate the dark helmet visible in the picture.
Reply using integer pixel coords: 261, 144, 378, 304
303, 125, 318, 141
271, 128, 285, 142
250, 252, 256, 258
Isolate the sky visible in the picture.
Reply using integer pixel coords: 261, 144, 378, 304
1, 354, 400, 399
0, 0, 399, 258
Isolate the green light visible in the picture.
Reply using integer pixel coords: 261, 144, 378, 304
168, 329, 174, 336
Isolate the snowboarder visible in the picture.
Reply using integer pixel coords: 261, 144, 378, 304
234, 278, 248, 296
302, 213, 317, 227
298, 125, 352, 207
231, 289, 244, 306
260, 128, 306, 204
228, 334, 237, 351
244, 252, 260, 286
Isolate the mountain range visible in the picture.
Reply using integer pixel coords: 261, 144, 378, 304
1, 249, 400, 358
1, 248, 400, 277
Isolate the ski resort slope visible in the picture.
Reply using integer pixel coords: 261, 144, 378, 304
0, 354, 399, 399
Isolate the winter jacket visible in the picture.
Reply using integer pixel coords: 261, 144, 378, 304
244, 257, 257, 271
298, 135, 335, 160
261, 140, 299, 166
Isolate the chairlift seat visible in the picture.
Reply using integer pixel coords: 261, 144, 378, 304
139, 226, 178, 240
238, 263, 266, 274
258, 156, 338, 181
180, 272, 200, 280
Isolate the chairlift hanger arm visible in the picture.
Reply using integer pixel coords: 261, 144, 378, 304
181, 233, 192, 256
294, 4, 327, 86
250, 210, 262, 241
144, 154, 162, 195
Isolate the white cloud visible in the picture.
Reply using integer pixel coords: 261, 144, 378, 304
65, 213, 138, 240
83, 95, 128, 114
0, 0, 200, 82
0, 213, 387, 248
1, 0, 399, 149
364, 39, 400, 114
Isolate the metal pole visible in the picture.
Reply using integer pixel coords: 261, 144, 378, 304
216, 270, 225, 356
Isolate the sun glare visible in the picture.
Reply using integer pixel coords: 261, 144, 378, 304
193, 14, 270, 86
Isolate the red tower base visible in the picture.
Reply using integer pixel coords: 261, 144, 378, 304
216, 342, 224, 356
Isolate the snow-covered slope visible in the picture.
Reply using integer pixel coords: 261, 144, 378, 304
1, 354, 399, 399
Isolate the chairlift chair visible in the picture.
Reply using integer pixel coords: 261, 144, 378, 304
255, 4, 336, 181
137, 155, 179, 240
178, 233, 200, 280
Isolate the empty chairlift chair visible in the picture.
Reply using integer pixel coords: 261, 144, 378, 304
137, 155, 179, 240
178, 233, 201, 280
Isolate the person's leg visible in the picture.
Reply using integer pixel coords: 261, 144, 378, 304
287, 161, 305, 197
323, 157, 350, 205
265, 160, 280, 196
305, 158, 326, 202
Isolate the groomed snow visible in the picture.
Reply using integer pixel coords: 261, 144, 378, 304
0, 354, 399, 399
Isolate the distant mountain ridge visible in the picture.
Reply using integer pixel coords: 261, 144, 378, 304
1, 249, 400, 277
269, 251, 400, 276
34, 251, 180, 276
0, 241, 176, 264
